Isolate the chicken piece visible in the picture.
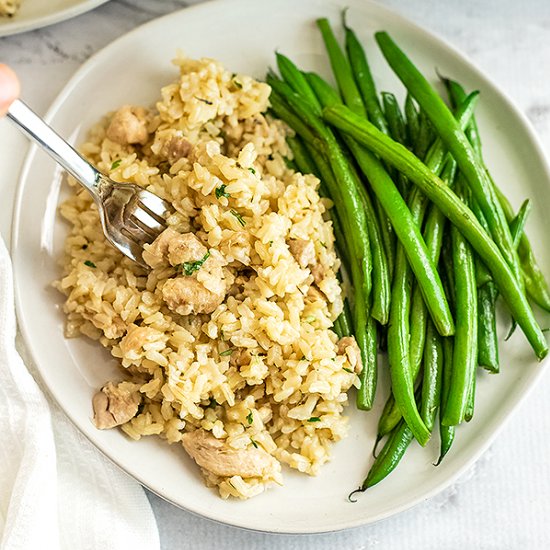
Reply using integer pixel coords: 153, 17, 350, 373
92, 381, 141, 430
288, 238, 316, 268
162, 276, 224, 315
142, 227, 180, 269
337, 336, 362, 371
166, 232, 207, 267
181, 429, 279, 478
166, 136, 193, 163
142, 228, 207, 270
106, 105, 149, 146
310, 263, 326, 285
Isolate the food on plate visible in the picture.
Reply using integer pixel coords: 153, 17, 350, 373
54, 54, 362, 499
54, 11, 550, 501
0, 0, 20, 17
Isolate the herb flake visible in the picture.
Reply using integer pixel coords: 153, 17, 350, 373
307, 417, 321, 423
246, 411, 253, 425
343, 367, 353, 374
215, 184, 230, 199
84, 260, 96, 268
250, 438, 258, 448
195, 96, 213, 105
248, 167, 256, 175
176, 252, 210, 276
110, 159, 122, 170
219, 348, 234, 357
230, 210, 246, 227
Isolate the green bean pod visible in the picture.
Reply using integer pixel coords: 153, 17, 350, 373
404, 93, 420, 147
437, 335, 456, 465
421, 320, 444, 433
442, 182, 478, 426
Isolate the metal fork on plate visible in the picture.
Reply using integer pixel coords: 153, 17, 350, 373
7, 99, 172, 267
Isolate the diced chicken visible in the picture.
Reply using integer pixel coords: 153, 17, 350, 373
92, 381, 141, 430
310, 263, 326, 285
181, 429, 279, 478
288, 238, 316, 268
106, 105, 149, 146
166, 136, 192, 163
337, 336, 362, 371
142, 228, 207, 270
142, 227, 180, 269
162, 276, 224, 315
166, 232, 207, 267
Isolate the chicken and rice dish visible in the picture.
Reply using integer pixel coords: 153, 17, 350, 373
54, 54, 362, 499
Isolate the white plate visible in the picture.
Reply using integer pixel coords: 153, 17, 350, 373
0, 0, 110, 37
11, 0, 550, 534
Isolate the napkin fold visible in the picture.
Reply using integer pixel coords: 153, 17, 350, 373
0, 237, 160, 550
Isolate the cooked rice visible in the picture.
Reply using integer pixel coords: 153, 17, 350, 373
54, 54, 362, 499
0, 0, 20, 16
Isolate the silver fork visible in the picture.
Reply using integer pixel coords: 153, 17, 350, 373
7, 99, 173, 267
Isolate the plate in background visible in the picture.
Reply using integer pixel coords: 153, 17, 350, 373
0, 0, 110, 37
11, 0, 550, 533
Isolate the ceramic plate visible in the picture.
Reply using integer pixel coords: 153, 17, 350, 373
0, 0, 110, 37
11, 0, 550, 533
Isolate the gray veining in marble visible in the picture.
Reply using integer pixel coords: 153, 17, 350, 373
1, 1, 550, 548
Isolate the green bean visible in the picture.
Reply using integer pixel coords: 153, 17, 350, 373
405, 93, 420, 147
276, 53, 321, 111
323, 104, 547, 359
510, 199, 531, 249
382, 92, 407, 146
342, 25, 396, 280
339, 297, 354, 337
317, 18, 366, 117
464, 373, 476, 422
436, 335, 455, 465
356, 315, 378, 410
344, 22, 388, 134
332, 317, 344, 339
442, 181, 478, 426
375, 32, 523, 289
414, 109, 435, 160
493, 183, 550, 311
477, 283, 499, 373
388, 240, 430, 445
421, 320, 444, 433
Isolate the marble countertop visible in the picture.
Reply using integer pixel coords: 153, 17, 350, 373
1, 0, 550, 547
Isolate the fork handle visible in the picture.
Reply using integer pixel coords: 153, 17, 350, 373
7, 99, 101, 196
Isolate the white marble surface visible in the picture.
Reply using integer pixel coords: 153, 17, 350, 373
1, 0, 550, 547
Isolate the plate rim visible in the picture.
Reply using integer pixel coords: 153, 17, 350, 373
0, 0, 111, 37
10, 0, 550, 534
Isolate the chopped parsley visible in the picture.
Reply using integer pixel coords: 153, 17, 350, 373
250, 438, 258, 448
343, 367, 353, 374
320, 241, 327, 248
110, 159, 121, 170
230, 209, 246, 227
219, 348, 234, 357
84, 260, 96, 268
215, 184, 230, 199
232, 77, 243, 89
195, 96, 213, 105
248, 167, 256, 175
307, 417, 321, 423
246, 411, 254, 425
176, 252, 210, 276
207, 398, 218, 408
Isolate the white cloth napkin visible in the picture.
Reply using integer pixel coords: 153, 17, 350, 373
0, 237, 160, 550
